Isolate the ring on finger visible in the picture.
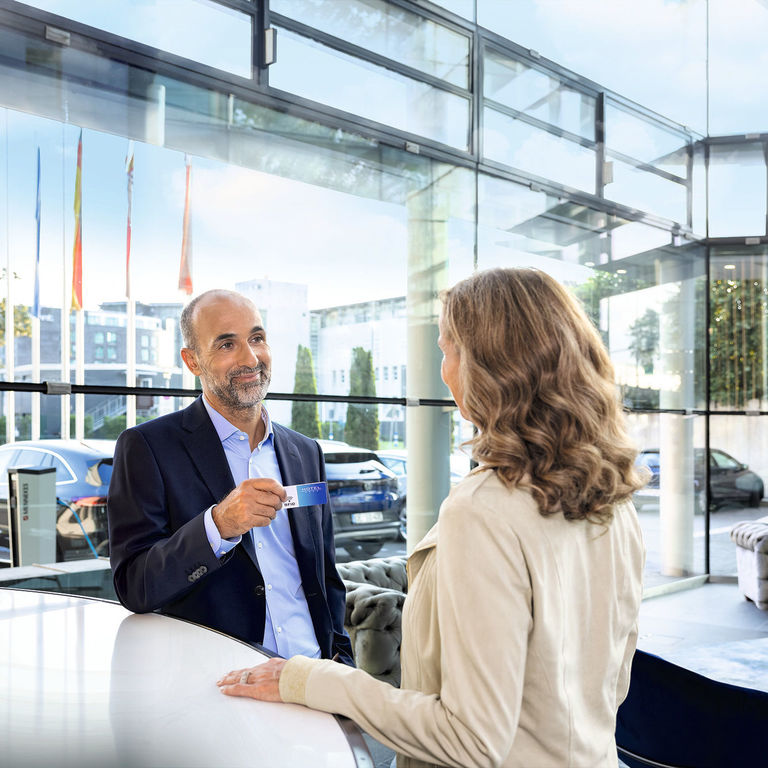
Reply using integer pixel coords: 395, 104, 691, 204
239, 670, 249, 685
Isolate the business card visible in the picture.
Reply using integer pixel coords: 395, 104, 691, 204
283, 481, 328, 508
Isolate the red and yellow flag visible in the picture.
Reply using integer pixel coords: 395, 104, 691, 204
126, 140, 134, 299
178, 154, 193, 296
71, 130, 83, 311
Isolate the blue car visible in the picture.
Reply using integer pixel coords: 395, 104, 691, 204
0, 439, 115, 562
319, 440, 402, 559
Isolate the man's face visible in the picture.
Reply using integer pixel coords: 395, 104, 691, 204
184, 295, 272, 413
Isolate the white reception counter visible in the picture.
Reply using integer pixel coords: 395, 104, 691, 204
0, 588, 372, 767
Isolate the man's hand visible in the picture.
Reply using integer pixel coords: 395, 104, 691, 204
212, 478, 286, 539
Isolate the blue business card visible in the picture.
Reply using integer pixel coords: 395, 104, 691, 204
283, 481, 328, 508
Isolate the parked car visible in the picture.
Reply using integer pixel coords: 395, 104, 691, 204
319, 440, 402, 559
635, 448, 765, 510
0, 439, 114, 562
377, 449, 471, 541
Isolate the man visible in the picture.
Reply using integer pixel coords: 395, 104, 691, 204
108, 289, 353, 664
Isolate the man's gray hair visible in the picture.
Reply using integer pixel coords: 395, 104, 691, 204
179, 293, 206, 351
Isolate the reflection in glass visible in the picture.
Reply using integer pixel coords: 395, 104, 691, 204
270, 28, 470, 149
709, 0, 768, 135
429, 0, 474, 20
706, 415, 768, 577
605, 101, 691, 171
271, 0, 470, 87
22, 0, 253, 78
604, 157, 687, 225
477, 0, 707, 132
483, 107, 595, 192
708, 143, 767, 238
484, 50, 595, 140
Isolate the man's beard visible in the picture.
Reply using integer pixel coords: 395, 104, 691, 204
202, 363, 271, 412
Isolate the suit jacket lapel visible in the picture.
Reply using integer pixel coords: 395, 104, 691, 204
181, 397, 235, 503
273, 425, 319, 562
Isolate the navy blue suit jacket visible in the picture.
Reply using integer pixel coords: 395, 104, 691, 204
107, 396, 353, 664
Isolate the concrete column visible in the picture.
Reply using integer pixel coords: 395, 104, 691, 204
405, 175, 451, 553
658, 261, 697, 576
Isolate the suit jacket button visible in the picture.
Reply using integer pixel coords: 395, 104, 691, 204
254, 585, 265, 596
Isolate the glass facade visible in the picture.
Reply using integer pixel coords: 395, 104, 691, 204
0, 0, 767, 593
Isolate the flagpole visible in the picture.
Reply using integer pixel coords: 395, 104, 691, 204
75, 310, 84, 440
125, 141, 136, 428
4, 114, 14, 443
31, 145, 41, 440
179, 153, 195, 392
70, 129, 84, 440
60, 124, 70, 439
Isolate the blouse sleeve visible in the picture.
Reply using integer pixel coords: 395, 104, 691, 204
279, 487, 534, 768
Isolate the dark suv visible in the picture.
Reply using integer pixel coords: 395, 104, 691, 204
635, 447, 764, 510
319, 440, 402, 559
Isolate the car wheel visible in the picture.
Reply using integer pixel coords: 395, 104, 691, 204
750, 484, 764, 508
344, 541, 382, 560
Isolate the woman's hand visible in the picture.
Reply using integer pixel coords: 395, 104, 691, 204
217, 658, 287, 702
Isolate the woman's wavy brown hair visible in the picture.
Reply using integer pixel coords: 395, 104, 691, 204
441, 267, 645, 524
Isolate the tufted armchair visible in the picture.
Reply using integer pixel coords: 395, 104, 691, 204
336, 556, 408, 687
731, 516, 768, 610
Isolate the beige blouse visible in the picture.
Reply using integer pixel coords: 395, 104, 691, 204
280, 469, 645, 768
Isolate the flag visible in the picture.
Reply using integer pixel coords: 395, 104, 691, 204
32, 146, 41, 318
178, 154, 193, 295
71, 130, 83, 311
125, 141, 134, 298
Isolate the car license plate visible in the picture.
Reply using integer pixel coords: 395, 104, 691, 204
350, 511, 383, 524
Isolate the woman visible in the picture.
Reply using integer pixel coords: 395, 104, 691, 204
218, 268, 646, 768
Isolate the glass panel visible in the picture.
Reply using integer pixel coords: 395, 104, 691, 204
429, 0, 474, 20
707, 415, 768, 578
270, 28, 470, 149
483, 106, 596, 192
605, 100, 690, 174
484, 49, 595, 141
709, 247, 768, 411
271, 0, 470, 88
0, 21, 477, 571
627, 413, 706, 588
708, 143, 767, 239
691, 141, 706, 237
477, 0, 707, 133
709, 0, 768, 135
478, 172, 707, 589
21, 0, 253, 78
604, 157, 688, 225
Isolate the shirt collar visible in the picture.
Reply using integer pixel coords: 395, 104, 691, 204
202, 395, 273, 448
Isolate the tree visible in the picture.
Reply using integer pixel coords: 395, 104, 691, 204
291, 345, 321, 439
0, 299, 32, 346
345, 346, 378, 450
709, 277, 767, 408
628, 308, 659, 375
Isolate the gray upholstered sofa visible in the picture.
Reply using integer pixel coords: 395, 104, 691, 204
336, 556, 407, 686
731, 516, 768, 610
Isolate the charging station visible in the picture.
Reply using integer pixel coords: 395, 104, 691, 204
7, 466, 57, 567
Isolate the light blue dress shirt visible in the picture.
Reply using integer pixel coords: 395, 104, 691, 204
201, 397, 320, 659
